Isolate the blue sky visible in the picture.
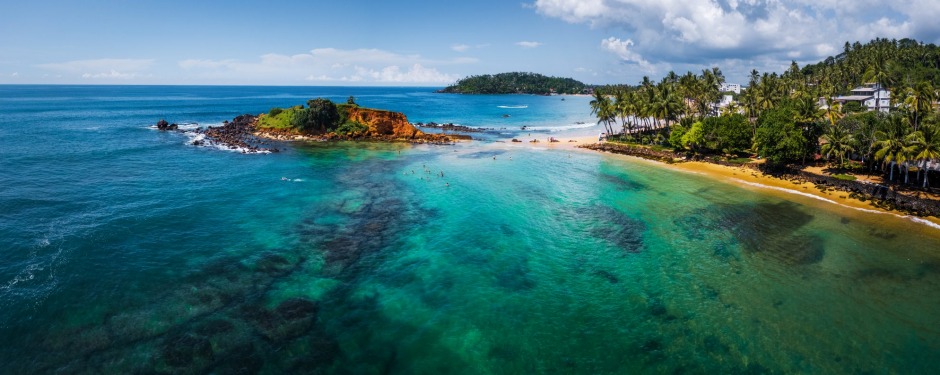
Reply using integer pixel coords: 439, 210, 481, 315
2, 0, 939, 86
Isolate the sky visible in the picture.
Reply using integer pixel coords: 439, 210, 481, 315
1, 0, 939, 86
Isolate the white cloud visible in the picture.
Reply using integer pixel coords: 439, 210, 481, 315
533, 0, 940, 82
39, 58, 154, 80
452, 44, 470, 52
10, 72, 18, 77
601, 37, 655, 73
532, 0, 607, 25
180, 47, 468, 85
82, 70, 140, 79
815, 43, 836, 57
516, 41, 543, 48
355, 64, 458, 83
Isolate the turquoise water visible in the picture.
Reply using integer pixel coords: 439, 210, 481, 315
1, 85, 939, 373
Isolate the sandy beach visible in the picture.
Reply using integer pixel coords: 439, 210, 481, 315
507, 135, 598, 149
566, 142, 940, 230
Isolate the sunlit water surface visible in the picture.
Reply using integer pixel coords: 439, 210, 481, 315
1, 85, 938, 374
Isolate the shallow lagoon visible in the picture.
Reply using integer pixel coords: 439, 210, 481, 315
1, 86, 938, 373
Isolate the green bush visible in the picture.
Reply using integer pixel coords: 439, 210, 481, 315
294, 98, 340, 132
833, 173, 857, 181
256, 107, 300, 130
334, 121, 369, 136
669, 124, 687, 149
727, 157, 753, 165
268, 107, 283, 116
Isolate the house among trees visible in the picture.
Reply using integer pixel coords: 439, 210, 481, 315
720, 83, 741, 94
831, 83, 891, 112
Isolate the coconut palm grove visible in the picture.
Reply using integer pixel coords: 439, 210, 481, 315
590, 38, 940, 189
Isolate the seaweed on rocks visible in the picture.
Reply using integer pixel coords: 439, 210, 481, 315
495, 259, 537, 292
593, 269, 620, 284
242, 298, 319, 342
18, 148, 434, 374
684, 201, 825, 266
160, 333, 214, 367
588, 205, 646, 254
601, 172, 649, 191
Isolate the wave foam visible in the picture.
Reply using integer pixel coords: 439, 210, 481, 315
497, 105, 528, 109
526, 122, 599, 132
731, 178, 940, 231
183, 131, 271, 154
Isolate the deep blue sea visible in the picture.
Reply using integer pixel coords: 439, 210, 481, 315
2, 85, 939, 374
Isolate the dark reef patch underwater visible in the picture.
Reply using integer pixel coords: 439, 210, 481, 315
2, 86, 940, 374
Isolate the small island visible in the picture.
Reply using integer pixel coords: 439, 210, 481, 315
155, 97, 459, 152
437, 72, 587, 95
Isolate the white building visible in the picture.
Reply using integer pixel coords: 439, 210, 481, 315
718, 95, 734, 108
720, 83, 741, 94
832, 83, 891, 113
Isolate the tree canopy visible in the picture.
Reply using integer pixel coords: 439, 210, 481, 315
439, 72, 586, 95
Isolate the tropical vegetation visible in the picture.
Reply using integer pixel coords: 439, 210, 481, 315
590, 38, 940, 190
439, 72, 587, 95
257, 98, 366, 135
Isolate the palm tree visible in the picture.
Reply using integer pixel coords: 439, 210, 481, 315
614, 90, 640, 138
793, 95, 823, 125
873, 116, 914, 182
906, 123, 940, 187
824, 97, 844, 126
650, 82, 684, 130
721, 101, 740, 116
590, 91, 615, 136
904, 81, 935, 131
821, 123, 855, 167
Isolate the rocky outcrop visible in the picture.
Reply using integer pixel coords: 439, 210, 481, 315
344, 107, 423, 139
414, 122, 484, 133
203, 114, 279, 153
154, 115, 279, 153
579, 143, 680, 164
156, 119, 178, 131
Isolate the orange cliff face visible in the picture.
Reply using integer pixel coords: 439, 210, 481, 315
344, 106, 424, 139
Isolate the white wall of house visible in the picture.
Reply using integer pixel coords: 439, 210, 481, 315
720, 83, 741, 94
836, 84, 891, 113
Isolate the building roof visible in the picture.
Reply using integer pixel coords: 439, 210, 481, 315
834, 95, 873, 101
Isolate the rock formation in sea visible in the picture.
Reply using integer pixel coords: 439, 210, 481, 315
155, 104, 460, 154
343, 106, 424, 139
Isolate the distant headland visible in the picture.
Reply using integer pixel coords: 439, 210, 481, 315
437, 72, 587, 95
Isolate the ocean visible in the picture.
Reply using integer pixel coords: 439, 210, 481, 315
1, 85, 939, 374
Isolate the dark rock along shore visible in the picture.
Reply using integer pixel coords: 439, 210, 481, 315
155, 115, 279, 154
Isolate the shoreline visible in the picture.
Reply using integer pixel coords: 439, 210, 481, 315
573, 142, 940, 229
670, 160, 940, 229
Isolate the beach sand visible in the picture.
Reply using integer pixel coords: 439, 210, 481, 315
571, 145, 940, 229
509, 135, 598, 149
467, 131, 940, 229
